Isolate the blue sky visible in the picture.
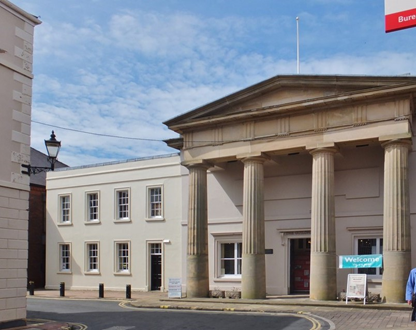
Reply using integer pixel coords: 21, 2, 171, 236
11, 0, 416, 166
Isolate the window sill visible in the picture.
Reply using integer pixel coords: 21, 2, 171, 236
114, 219, 131, 223
85, 220, 101, 225
145, 217, 165, 222
57, 222, 72, 227
85, 271, 101, 275
114, 271, 131, 276
57, 271, 72, 274
213, 277, 242, 283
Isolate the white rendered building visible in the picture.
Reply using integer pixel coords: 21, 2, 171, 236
45, 154, 185, 292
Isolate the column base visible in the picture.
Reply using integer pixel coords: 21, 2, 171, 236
310, 252, 337, 300
382, 250, 410, 303
242, 253, 266, 299
186, 254, 209, 298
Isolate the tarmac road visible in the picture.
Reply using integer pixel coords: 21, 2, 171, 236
27, 298, 332, 330
19, 289, 416, 330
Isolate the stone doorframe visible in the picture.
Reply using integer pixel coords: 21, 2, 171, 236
279, 229, 311, 295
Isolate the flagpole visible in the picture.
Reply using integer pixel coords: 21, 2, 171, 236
296, 17, 300, 74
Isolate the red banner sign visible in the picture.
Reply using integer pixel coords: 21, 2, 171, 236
385, 0, 416, 32
386, 7, 416, 32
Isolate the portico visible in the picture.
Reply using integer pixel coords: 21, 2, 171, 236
165, 75, 416, 301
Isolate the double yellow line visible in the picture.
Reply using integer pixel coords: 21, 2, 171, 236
119, 302, 323, 329
26, 318, 88, 330
297, 311, 322, 330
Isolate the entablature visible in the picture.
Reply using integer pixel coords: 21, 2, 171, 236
180, 120, 412, 165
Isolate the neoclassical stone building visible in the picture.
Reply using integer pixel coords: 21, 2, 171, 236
165, 75, 416, 302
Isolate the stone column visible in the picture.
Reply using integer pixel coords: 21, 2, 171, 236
186, 163, 210, 298
382, 139, 411, 303
241, 156, 267, 299
309, 147, 337, 300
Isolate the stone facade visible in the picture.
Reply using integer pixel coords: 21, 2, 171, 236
165, 75, 416, 302
0, 1, 41, 327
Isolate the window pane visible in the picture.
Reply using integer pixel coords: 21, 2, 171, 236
220, 242, 242, 276
151, 243, 162, 254
88, 193, 99, 221
358, 239, 376, 254
358, 238, 378, 275
237, 259, 242, 275
117, 243, 129, 271
60, 244, 70, 271
61, 196, 70, 222
222, 259, 235, 274
88, 243, 98, 271
222, 243, 234, 258
117, 191, 129, 219
150, 187, 162, 217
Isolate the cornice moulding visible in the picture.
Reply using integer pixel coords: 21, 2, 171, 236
169, 84, 416, 133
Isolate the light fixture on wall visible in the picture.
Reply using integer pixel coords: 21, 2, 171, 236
22, 131, 62, 176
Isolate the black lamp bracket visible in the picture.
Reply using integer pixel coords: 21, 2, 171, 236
21, 164, 53, 176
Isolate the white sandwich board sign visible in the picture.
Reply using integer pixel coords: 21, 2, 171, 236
346, 274, 367, 305
168, 278, 182, 298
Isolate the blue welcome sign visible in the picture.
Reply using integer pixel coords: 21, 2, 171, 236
339, 254, 383, 269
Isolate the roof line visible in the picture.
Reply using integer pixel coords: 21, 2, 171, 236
56, 153, 180, 171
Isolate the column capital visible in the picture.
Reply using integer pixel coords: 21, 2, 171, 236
240, 153, 270, 164
381, 138, 412, 150
309, 146, 339, 157
181, 160, 213, 170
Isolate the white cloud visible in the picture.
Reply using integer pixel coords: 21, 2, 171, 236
302, 52, 416, 76
22, 1, 416, 167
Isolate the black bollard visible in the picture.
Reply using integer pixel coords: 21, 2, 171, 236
60, 282, 65, 297
29, 281, 35, 296
99, 283, 104, 298
126, 284, 131, 299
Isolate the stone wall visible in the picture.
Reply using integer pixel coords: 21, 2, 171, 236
0, 186, 29, 325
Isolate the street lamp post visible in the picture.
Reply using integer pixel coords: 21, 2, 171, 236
22, 131, 62, 176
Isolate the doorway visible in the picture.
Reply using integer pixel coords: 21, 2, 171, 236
290, 238, 310, 294
150, 243, 162, 291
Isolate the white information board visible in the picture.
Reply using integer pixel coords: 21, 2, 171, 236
346, 273, 367, 305
168, 278, 182, 298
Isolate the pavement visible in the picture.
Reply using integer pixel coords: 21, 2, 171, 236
5, 289, 416, 330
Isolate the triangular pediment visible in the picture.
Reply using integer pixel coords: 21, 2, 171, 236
164, 74, 416, 133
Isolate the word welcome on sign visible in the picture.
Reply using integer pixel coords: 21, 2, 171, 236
339, 254, 383, 269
